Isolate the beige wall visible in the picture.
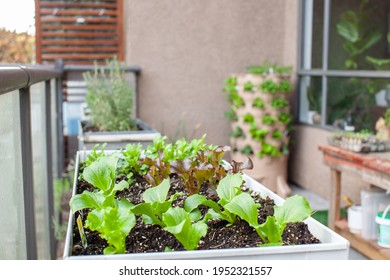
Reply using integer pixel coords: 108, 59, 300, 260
289, 125, 368, 203
124, 0, 299, 145
123, 0, 370, 202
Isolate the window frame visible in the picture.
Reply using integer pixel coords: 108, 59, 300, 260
297, 0, 390, 128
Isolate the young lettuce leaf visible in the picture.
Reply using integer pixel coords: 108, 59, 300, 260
162, 207, 210, 250
85, 199, 135, 254
256, 195, 313, 245
69, 155, 129, 213
130, 178, 183, 226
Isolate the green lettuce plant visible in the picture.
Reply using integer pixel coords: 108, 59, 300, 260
69, 155, 135, 255
130, 178, 183, 226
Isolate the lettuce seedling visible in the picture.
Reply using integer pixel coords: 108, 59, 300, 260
121, 143, 148, 179
85, 199, 135, 254
256, 195, 313, 244
162, 207, 210, 250
130, 178, 182, 226
70, 155, 129, 213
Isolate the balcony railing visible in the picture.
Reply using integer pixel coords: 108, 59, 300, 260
0, 62, 141, 260
0, 64, 62, 260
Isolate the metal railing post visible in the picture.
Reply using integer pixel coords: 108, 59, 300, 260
19, 87, 38, 260
55, 59, 65, 176
45, 80, 56, 259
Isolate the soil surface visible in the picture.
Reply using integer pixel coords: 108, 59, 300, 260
72, 174, 320, 256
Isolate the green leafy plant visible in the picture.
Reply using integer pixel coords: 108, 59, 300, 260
130, 178, 183, 226
260, 80, 279, 94
243, 113, 255, 124
223, 63, 293, 159
85, 199, 135, 254
185, 173, 313, 245
240, 144, 253, 155
385, 108, 390, 125
252, 97, 265, 109
229, 126, 245, 138
243, 81, 254, 92
271, 98, 289, 109
262, 115, 276, 125
162, 207, 210, 250
69, 155, 135, 255
247, 62, 292, 75
83, 57, 136, 132
249, 126, 268, 141
256, 195, 313, 244
70, 155, 129, 213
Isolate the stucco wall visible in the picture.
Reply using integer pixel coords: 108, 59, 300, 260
124, 0, 299, 145
289, 125, 368, 204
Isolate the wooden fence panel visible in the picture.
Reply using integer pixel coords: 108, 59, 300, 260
35, 0, 123, 65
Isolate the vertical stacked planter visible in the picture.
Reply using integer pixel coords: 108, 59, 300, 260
224, 65, 293, 196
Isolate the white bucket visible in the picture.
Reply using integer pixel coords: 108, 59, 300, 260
375, 204, 390, 248
348, 205, 362, 234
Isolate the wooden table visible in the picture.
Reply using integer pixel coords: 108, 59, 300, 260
318, 145, 390, 260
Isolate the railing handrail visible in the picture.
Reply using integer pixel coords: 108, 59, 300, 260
63, 64, 141, 74
0, 64, 62, 95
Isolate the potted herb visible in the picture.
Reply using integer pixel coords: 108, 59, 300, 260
63, 136, 349, 260
223, 62, 293, 197
375, 108, 390, 150
78, 57, 159, 150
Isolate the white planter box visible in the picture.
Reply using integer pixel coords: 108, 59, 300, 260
63, 151, 349, 260
78, 119, 159, 150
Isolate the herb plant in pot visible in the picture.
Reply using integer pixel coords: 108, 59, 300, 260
223, 62, 293, 198
79, 58, 158, 150
63, 136, 349, 260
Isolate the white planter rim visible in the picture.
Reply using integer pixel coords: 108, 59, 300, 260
63, 151, 350, 260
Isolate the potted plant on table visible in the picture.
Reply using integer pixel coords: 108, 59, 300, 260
223, 62, 293, 197
78, 57, 158, 150
63, 136, 349, 260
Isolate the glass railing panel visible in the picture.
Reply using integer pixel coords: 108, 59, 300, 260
0, 91, 27, 260
30, 82, 51, 259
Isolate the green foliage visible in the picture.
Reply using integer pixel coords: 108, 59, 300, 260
243, 113, 255, 124
262, 115, 276, 125
121, 143, 148, 181
336, 0, 381, 70
279, 80, 292, 93
252, 97, 265, 109
223, 63, 293, 159
385, 108, 390, 125
85, 199, 135, 254
83, 57, 136, 132
247, 62, 292, 75
257, 195, 313, 244
229, 126, 245, 138
243, 81, 254, 92
278, 113, 293, 124
240, 145, 253, 155
84, 143, 107, 167
332, 0, 385, 130
271, 98, 289, 109
70, 155, 129, 213
271, 130, 283, 140
224, 108, 238, 122
185, 173, 313, 245
130, 179, 183, 226
227, 92, 245, 108
259, 80, 279, 94
163, 207, 210, 250
258, 142, 281, 157
249, 127, 268, 141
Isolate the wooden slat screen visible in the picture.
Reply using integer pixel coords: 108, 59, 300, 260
35, 0, 123, 65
